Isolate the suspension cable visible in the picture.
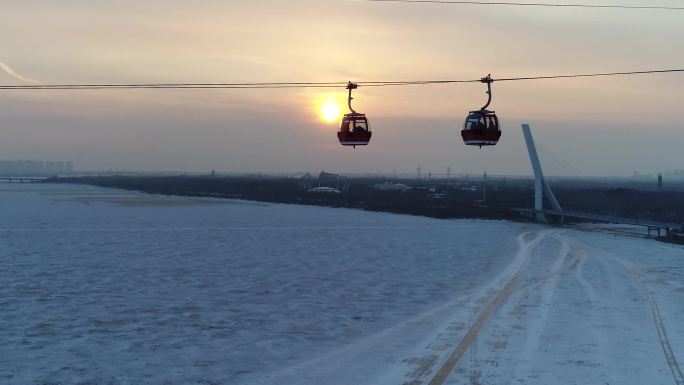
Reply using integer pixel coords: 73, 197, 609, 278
362, 0, 684, 11
1, 68, 683, 90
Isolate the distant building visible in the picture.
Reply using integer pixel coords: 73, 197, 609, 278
658, 173, 663, 190
374, 182, 409, 191
319, 171, 341, 180
289, 172, 313, 180
0, 159, 75, 175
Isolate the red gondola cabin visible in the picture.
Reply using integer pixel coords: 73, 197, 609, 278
338, 82, 372, 148
461, 74, 501, 147
461, 110, 501, 147
338, 112, 372, 147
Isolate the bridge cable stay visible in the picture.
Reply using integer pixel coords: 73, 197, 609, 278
538, 144, 585, 177
536, 144, 608, 214
536, 145, 594, 213
538, 144, 640, 219
536, 145, 597, 214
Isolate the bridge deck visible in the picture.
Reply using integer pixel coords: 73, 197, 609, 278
515, 208, 682, 232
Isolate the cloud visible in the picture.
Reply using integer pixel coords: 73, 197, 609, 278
0, 61, 41, 84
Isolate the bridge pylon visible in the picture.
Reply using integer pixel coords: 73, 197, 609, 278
522, 124, 563, 223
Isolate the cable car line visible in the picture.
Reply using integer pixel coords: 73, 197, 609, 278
1, 68, 683, 90
0, 85, 348, 90
494, 68, 684, 82
0, 80, 478, 90
363, 0, 684, 11
0, 82, 349, 89
2, 68, 682, 150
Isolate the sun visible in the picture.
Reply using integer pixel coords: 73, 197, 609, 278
320, 98, 342, 123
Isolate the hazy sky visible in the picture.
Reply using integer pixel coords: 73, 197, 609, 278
1, 0, 683, 176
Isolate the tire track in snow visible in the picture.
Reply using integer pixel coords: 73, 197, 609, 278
425, 231, 550, 385
635, 272, 684, 385
521, 240, 583, 291
567, 231, 684, 384
572, 246, 616, 375
511, 235, 575, 380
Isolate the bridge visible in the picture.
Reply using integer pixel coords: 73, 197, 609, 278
514, 208, 681, 238
519, 124, 682, 239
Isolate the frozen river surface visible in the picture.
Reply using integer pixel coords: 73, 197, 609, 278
2, 183, 684, 385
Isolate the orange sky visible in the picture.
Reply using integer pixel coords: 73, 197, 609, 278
1, 0, 683, 176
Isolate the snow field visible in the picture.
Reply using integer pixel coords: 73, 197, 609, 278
3, 184, 684, 385
0, 184, 529, 385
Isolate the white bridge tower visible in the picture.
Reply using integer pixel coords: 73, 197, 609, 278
522, 124, 563, 223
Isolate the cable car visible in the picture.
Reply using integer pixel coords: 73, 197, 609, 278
338, 82, 372, 148
462, 75, 501, 147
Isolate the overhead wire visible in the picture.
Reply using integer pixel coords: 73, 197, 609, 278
0, 80, 479, 90
0, 68, 683, 90
494, 69, 684, 82
362, 0, 684, 10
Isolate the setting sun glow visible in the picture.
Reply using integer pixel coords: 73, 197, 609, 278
320, 99, 342, 123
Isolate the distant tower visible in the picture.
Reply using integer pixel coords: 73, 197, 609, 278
447, 166, 451, 179
658, 173, 663, 190
417, 166, 422, 180
483, 171, 487, 203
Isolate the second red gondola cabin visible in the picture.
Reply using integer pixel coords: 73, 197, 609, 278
338, 112, 372, 147
461, 110, 501, 147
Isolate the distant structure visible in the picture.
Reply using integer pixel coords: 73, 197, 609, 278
0, 159, 75, 175
319, 171, 341, 180
658, 173, 663, 190
310, 171, 349, 193
308, 186, 341, 194
417, 166, 422, 179
446, 166, 451, 179
483, 171, 487, 203
374, 182, 409, 191
522, 124, 563, 223
289, 172, 313, 180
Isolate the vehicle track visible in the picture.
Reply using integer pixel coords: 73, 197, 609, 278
571, 234, 684, 385
425, 231, 550, 385
635, 272, 684, 385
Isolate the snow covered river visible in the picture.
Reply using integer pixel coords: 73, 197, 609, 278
2, 183, 684, 385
